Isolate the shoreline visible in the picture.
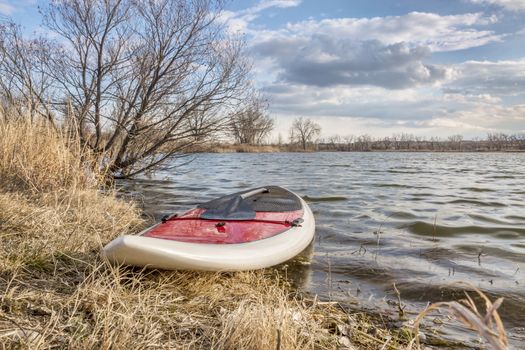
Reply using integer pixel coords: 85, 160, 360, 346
192, 144, 525, 154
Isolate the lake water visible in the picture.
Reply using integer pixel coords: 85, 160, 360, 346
120, 152, 525, 347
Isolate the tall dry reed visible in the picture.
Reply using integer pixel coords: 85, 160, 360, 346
0, 117, 142, 271
412, 283, 508, 350
0, 119, 101, 194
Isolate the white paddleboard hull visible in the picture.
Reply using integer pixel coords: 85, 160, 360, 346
102, 196, 315, 271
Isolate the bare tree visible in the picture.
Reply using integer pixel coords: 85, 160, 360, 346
289, 117, 321, 150
448, 134, 463, 151
390, 133, 400, 150
327, 135, 341, 150
343, 135, 354, 151
0, 22, 55, 124
229, 98, 274, 144
487, 132, 503, 151
514, 134, 525, 150
0, 0, 251, 178
399, 132, 415, 150
429, 136, 440, 151
355, 134, 373, 151
381, 136, 392, 150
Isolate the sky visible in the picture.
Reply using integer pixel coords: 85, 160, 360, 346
2, 0, 525, 140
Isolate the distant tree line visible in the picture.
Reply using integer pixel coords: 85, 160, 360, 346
314, 132, 525, 152
225, 116, 525, 153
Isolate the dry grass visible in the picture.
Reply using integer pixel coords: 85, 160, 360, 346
412, 282, 508, 350
0, 119, 103, 194
0, 263, 338, 349
0, 117, 141, 273
0, 117, 409, 349
1, 259, 407, 349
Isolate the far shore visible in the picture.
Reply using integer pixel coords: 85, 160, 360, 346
191, 143, 525, 153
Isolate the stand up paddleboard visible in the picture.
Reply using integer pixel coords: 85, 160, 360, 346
102, 186, 315, 271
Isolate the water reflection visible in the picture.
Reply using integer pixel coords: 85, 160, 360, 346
118, 152, 525, 347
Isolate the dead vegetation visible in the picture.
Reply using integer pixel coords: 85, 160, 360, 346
0, 119, 99, 193
412, 283, 508, 350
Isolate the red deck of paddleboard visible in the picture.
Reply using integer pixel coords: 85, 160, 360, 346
143, 208, 303, 244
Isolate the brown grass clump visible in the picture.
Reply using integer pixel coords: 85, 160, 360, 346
0, 119, 102, 193
192, 143, 288, 153
0, 118, 142, 272
0, 190, 142, 272
412, 282, 508, 350
2, 262, 352, 349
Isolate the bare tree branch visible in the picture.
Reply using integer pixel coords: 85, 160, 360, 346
289, 117, 321, 151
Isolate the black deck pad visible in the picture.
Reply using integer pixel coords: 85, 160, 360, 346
199, 186, 302, 220
200, 195, 256, 220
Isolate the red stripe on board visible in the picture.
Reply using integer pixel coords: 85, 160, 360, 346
144, 209, 303, 244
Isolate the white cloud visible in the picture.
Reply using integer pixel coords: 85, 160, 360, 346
253, 38, 452, 89
218, 10, 252, 33
264, 83, 446, 122
444, 59, 525, 96
420, 103, 525, 133
262, 56, 525, 138
245, 12, 507, 90
248, 12, 506, 90
269, 91, 525, 139
470, 0, 525, 11
266, 12, 502, 52
0, 1, 15, 15
253, 0, 301, 11
218, 0, 301, 34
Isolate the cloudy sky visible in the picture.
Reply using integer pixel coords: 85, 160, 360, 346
3, 0, 525, 139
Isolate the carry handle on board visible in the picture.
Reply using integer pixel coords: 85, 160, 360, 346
240, 187, 269, 199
